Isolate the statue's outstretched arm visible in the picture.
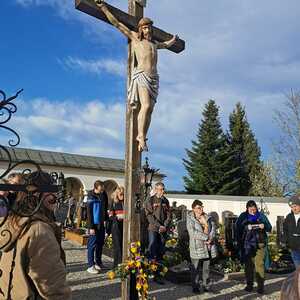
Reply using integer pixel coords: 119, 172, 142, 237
156, 34, 179, 49
95, 1, 135, 40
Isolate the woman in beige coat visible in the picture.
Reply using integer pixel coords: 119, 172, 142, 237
0, 172, 71, 300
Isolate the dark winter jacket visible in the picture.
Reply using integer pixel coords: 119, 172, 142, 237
145, 195, 171, 232
283, 212, 300, 251
106, 201, 124, 235
86, 190, 108, 230
235, 211, 272, 261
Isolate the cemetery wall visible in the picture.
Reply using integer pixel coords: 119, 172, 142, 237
167, 193, 290, 227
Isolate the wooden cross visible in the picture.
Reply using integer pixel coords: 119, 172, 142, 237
75, 0, 185, 53
75, 1, 184, 299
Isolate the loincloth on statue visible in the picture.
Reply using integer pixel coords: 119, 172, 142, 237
128, 69, 159, 108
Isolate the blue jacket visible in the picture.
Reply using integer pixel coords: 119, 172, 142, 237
86, 190, 108, 230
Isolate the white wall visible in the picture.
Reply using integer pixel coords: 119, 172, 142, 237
0, 162, 124, 191
166, 194, 291, 227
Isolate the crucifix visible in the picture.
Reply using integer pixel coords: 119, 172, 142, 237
75, 0, 184, 298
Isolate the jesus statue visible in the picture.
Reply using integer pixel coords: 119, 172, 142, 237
95, 0, 178, 151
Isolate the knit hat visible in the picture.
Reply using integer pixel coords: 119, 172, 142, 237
288, 194, 300, 206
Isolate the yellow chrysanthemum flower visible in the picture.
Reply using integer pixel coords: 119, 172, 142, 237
150, 264, 158, 271
131, 247, 137, 254
107, 271, 116, 280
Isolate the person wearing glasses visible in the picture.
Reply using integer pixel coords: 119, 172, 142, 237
235, 200, 272, 295
187, 200, 217, 294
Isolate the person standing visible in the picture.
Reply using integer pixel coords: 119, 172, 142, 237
283, 194, 300, 268
235, 200, 272, 294
107, 186, 125, 268
86, 180, 108, 274
145, 182, 171, 283
66, 192, 76, 228
0, 172, 71, 299
187, 200, 217, 294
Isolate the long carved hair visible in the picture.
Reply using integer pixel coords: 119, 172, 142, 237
137, 17, 153, 41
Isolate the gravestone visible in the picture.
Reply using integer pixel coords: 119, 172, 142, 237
224, 215, 237, 252
222, 210, 234, 224
276, 216, 285, 247
209, 211, 220, 228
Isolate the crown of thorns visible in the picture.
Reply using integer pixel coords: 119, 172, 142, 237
138, 17, 153, 28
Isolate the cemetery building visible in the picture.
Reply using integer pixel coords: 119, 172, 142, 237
0, 147, 160, 204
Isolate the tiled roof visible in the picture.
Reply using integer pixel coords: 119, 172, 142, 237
0, 147, 124, 172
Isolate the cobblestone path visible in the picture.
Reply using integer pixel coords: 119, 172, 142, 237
64, 240, 287, 300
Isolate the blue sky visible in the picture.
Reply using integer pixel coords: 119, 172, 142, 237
1, 0, 300, 190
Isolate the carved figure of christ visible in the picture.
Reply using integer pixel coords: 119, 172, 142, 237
96, 0, 178, 151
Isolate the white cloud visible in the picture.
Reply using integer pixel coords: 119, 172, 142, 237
62, 56, 126, 77
0, 97, 125, 158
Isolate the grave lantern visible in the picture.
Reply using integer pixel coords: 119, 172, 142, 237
140, 157, 158, 192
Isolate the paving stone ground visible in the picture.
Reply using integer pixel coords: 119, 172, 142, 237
64, 239, 287, 300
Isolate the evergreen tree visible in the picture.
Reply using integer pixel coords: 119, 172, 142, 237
222, 102, 261, 195
183, 100, 228, 194
250, 163, 283, 197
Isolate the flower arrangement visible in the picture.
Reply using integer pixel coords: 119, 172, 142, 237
107, 241, 168, 299
268, 241, 295, 273
213, 257, 244, 274
104, 234, 113, 249
162, 252, 182, 267
165, 238, 178, 249
80, 220, 87, 228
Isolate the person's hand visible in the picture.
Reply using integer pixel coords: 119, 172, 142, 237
159, 226, 166, 233
247, 224, 253, 230
89, 229, 95, 235
204, 240, 211, 245
259, 223, 264, 229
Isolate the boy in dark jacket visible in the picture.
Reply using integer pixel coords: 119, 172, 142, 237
283, 194, 300, 268
86, 180, 108, 274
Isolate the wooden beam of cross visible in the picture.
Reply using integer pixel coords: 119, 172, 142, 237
75, 1, 185, 299
75, 0, 185, 53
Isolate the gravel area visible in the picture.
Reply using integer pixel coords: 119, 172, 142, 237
64, 239, 287, 300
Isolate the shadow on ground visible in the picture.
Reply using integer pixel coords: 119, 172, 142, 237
72, 282, 121, 300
